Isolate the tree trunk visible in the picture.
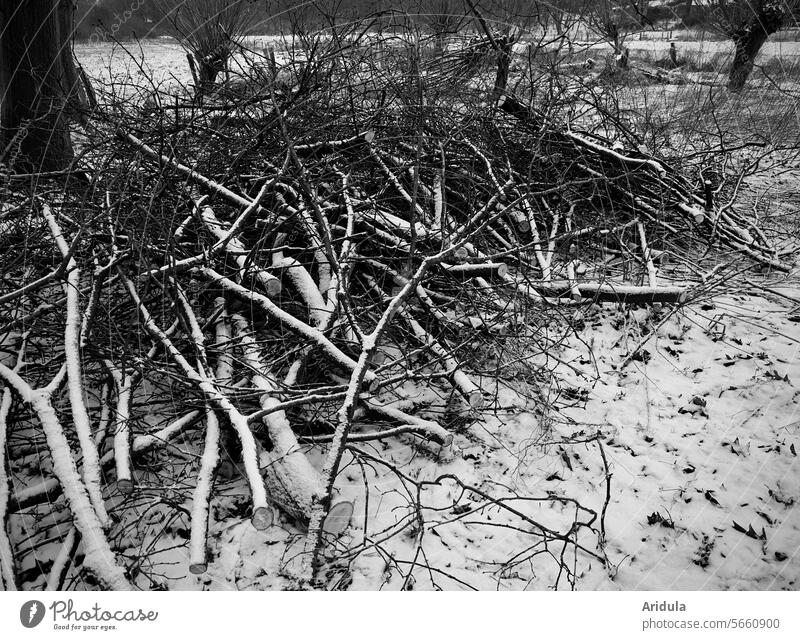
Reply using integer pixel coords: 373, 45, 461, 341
57, 0, 88, 119
198, 60, 220, 89
0, 10, 6, 132
616, 47, 629, 69
613, 33, 628, 69
0, 0, 77, 171
552, 10, 563, 37
727, 5, 786, 93
727, 29, 769, 92
492, 37, 513, 101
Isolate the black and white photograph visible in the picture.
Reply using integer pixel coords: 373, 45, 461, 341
0, 0, 799, 621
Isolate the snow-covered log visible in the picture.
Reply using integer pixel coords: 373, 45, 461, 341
399, 308, 484, 409
104, 363, 133, 494
441, 261, 509, 280
43, 205, 110, 526
199, 203, 282, 298
0, 363, 131, 590
45, 527, 78, 591
189, 299, 230, 575
0, 386, 17, 590
122, 276, 272, 531
232, 314, 354, 530
523, 280, 689, 305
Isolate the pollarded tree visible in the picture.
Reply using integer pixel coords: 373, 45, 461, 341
699, 1, 798, 91
585, 1, 653, 68
406, 0, 468, 53
0, 1, 83, 171
152, 0, 256, 92
542, 0, 592, 41
465, 0, 550, 98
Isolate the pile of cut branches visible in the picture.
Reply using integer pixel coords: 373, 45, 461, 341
0, 29, 790, 591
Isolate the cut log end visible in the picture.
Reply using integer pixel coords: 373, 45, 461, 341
367, 376, 382, 394
440, 433, 455, 448
467, 390, 484, 410
189, 562, 208, 575
116, 478, 135, 495
251, 506, 274, 531
442, 261, 508, 280
453, 247, 469, 262
265, 278, 283, 298
322, 500, 354, 537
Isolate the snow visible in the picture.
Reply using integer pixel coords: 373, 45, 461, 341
28, 283, 791, 592
45, 527, 77, 591
189, 409, 220, 571
273, 256, 329, 327
0, 388, 17, 589
192, 289, 798, 590
30, 390, 131, 590
106, 365, 133, 491
232, 314, 325, 522
43, 206, 110, 527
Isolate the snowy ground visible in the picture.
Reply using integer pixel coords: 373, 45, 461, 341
559, 291, 800, 590
121, 280, 798, 591
74, 36, 291, 89
74, 35, 800, 91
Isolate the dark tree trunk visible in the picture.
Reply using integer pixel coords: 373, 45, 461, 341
552, 11, 564, 36
188, 54, 224, 97
727, 5, 786, 92
616, 46, 629, 69
198, 59, 221, 88
612, 31, 628, 69
728, 29, 769, 91
0, 0, 78, 171
57, 0, 88, 118
434, 32, 446, 56
0, 11, 6, 126
492, 36, 513, 101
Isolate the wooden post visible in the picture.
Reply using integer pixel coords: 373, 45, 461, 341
265, 46, 277, 77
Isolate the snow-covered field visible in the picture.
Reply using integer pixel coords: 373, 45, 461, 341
626, 38, 800, 60
75, 36, 287, 89
74, 35, 800, 90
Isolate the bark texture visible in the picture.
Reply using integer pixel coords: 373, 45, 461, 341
726, 1, 787, 92
0, 0, 79, 170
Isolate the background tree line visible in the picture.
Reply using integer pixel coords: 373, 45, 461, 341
71, 2, 800, 41
4, 0, 800, 173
